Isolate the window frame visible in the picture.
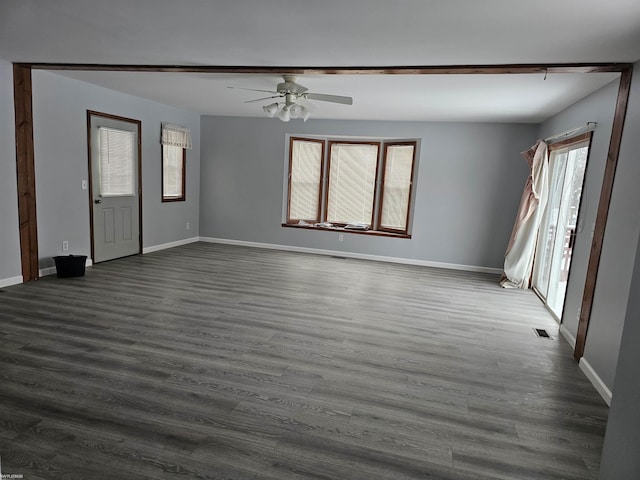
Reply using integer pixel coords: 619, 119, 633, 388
325, 140, 381, 228
286, 136, 325, 224
161, 144, 186, 202
284, 136, 417, 238
377, 141, 417, 235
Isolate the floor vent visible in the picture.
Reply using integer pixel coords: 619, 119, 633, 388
331, 256, 347, 260
534, 328, 551, 338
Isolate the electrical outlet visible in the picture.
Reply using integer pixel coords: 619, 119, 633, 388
338, 234, 344, 242
186, 222, 190, 230
62, 241, 69, 251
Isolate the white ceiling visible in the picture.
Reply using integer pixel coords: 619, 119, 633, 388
54, 71, 620, 123
1, 0, 639, 122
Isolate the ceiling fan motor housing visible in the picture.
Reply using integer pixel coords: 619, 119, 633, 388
284, 93, 297, 107
277, 75, 309, 96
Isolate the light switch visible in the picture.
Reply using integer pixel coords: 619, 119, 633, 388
82, 180, 88, 190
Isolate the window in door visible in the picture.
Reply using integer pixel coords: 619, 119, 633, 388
98, 127, 135, 196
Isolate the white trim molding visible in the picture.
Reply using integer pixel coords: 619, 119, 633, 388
579, 357, 612, 406
198, 237, 502, 274
143, 237, 199, 254
39, 266, 57, 277
0, 275, 23, 288
559, 324, 577, 349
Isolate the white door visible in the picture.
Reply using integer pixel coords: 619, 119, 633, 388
89, 112, 141, 263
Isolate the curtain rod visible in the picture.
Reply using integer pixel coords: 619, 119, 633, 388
545, 122, 597, 143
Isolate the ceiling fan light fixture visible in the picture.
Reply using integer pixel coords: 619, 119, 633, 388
289, 104, 312, 122
289, 104, 301, 117
263, 103, 280, 117
278, 106, 291, 122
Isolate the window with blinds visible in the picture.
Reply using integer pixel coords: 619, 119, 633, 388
98, 127, 135, 196
327, 142, 379, 226
287, 138, 324, 222
162, 145, 186, 201
285, 136, 417, 237
379, 143, 416, 234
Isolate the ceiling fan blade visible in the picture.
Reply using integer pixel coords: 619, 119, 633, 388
306, 93, 353, 105
244, 95, 282, 104
227, 86, 279, 94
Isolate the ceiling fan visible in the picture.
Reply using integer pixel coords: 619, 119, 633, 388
228, 75, 353, 122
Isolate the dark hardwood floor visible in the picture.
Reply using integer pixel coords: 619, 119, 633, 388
0, 242, 608, 479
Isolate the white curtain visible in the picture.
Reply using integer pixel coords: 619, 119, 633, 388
501, 139, 549, 289
161, 123, 192, 149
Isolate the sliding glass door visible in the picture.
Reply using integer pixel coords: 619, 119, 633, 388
532, 135, 591, 320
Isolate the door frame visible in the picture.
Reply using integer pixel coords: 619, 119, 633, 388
86, 110, 143, 263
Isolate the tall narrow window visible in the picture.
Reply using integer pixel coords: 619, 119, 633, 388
288, 137, 324, 223
379, 142, 416, 234
160, 122, 191, 202
162, 145, 186, 201
326, 142, 380, 226
98, 127, 135, 196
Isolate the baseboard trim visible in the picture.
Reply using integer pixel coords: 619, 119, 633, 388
143, 237, 200, 254
39, 257, 93, 278
559, 324, 577, 349
39, 266, 56, 277
579, 357, 612, 406
0, 275, 23, 288
198, 237, 502, 274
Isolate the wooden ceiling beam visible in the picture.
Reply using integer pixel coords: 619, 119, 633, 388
17, 62, 632, 75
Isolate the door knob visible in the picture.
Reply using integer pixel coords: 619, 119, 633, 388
94, 199, 102, 204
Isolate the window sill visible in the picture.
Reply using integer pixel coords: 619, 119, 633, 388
282, 223, 411, 239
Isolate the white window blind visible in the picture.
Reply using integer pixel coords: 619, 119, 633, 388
98, 127, 135, 196
327, 143, 379, 225
380, 144, 415, 232
289, 139, 323, 222
163, 145, 184, 199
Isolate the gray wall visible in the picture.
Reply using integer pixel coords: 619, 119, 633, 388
200, 116, 536, 269
31, 71, 201, 268
537, 80, 618, 343
538, 71, 640, 392
538, 64, 640, 393
0, 59, 22, 284
582, 62, 640, 390
599, 227, 640, 478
